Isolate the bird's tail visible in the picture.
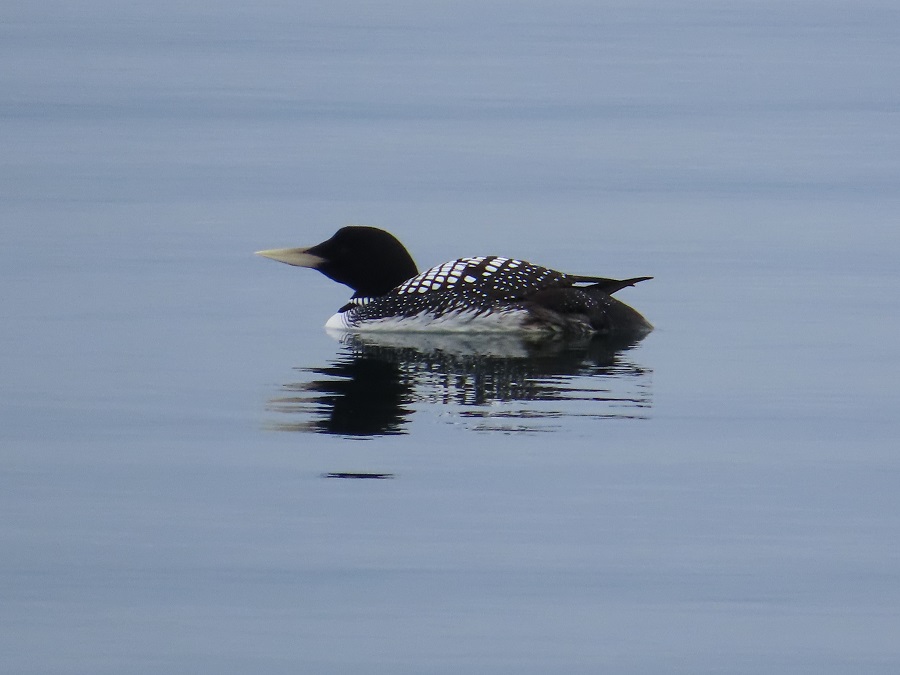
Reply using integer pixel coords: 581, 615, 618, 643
572, 276, 653, 295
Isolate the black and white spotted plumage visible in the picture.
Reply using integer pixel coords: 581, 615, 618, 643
256, 227, 652, 336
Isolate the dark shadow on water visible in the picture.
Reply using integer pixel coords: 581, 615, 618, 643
266, 330, 652, 437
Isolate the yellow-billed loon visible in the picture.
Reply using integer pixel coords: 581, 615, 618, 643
256, 226, 652, 336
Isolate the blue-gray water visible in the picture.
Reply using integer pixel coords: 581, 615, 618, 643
2, 2, 899, 673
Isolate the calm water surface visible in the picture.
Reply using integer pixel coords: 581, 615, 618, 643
2, 2, 899, 673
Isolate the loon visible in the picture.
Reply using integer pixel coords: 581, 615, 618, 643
256, 226, 652, 336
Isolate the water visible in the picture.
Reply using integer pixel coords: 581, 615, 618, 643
2, 1, 899, 673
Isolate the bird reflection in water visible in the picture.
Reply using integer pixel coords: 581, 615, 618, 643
266, 330, 652, 436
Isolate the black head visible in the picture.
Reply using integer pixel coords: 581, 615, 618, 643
256, 226, 419, 298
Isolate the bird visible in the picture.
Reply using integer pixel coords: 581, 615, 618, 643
256, 226, 652, 337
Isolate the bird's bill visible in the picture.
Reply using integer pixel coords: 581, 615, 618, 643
254, 247, 324, 268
